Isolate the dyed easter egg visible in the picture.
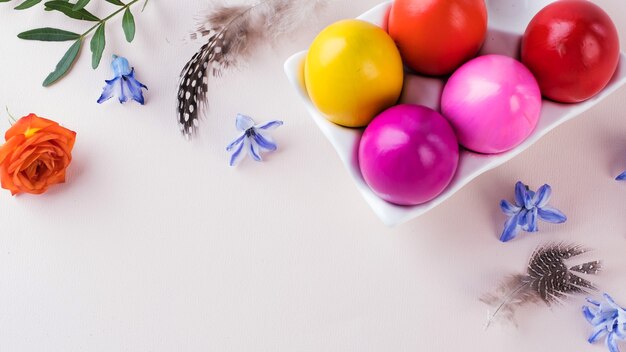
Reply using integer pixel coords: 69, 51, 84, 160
305, 19, 404, 127
388, 0, 487, 76
358, 104, 459, 206
441, 55, 542, 154
522, 0, 620, 103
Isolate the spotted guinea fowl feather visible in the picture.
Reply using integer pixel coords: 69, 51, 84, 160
481, 243, 602, 328
177, 0, 326, 138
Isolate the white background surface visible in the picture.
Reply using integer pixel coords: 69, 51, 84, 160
1, 0, 626, 351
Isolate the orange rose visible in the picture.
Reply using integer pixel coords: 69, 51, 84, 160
0, 114, 76, 195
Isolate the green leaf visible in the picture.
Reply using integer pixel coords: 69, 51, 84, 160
90, 23, 105, 69
105, 0, 124, 5
44, 1, 99, 21
72, 0, 90, 10
43, 39, 82, 87
17, 27, 80, 41
0, 0, 14, 3
14, 0, 42, 10
122, 8, 135, 43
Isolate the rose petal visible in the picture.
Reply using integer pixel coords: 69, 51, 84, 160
5, 114, 58, 140
10, 133, 59, 160
49, 136, 75, 158
43, 126, 77, 150
46, 170, 66, 186
0, 164, 18, 195
16, 171, 35, 191
0, 135, 25, 164
8, 147, 38, 173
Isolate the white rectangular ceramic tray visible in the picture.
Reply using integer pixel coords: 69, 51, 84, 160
284, 0, 626, 227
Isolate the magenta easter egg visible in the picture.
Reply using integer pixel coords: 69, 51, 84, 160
441, 55, 542, 154
358, 104, 459, 206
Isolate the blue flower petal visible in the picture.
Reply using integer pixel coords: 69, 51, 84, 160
253, 131, 277, 151
617, 312, 626, 333
514, 181, 527, 207
588, 298, 602, 307
584, 306, 596, 323
236, 114, 255, 131
257, 120, 283, 130
500, 212, 521, 242
588, 325, 608, 343
118, 76, 128, 104
97, 76, 120, 104
617, 171, 626, 181
604, 294, 622, 310
607, 332, 619, 352
591, 311, 617, 326
537, 206, 567, 223
524, 208, 538, 232
121, 77, 140, 104
127, 69, 146, 87
229, 139, 246, 166
249, 138, 262, 161
500, 200, 521, 216
226, 133, 246, 151
533, 184, 552, 208
518, 209, 529, 228
523, 190, 534, 209
111, 55, 132, 76
124, 69, 147, 105
616, 324, 626, 340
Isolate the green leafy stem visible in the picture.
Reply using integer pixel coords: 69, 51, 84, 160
0, 0, 148, 86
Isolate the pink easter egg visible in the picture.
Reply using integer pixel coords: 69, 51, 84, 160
358, 104, 459, 206
441, 54, 542, 154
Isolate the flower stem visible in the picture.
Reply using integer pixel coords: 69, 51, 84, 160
80, 0, 141, 39
5, 106, 16, 125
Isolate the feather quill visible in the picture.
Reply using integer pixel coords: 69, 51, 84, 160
177, 0, 326, 138
481, 243, 602, 328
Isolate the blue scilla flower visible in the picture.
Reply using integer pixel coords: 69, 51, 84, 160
97, 55, 147, 105
226, 114, 283, 166
499, 181, 567, 242
583, 293, 626, 352
617, 171, 626, 181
